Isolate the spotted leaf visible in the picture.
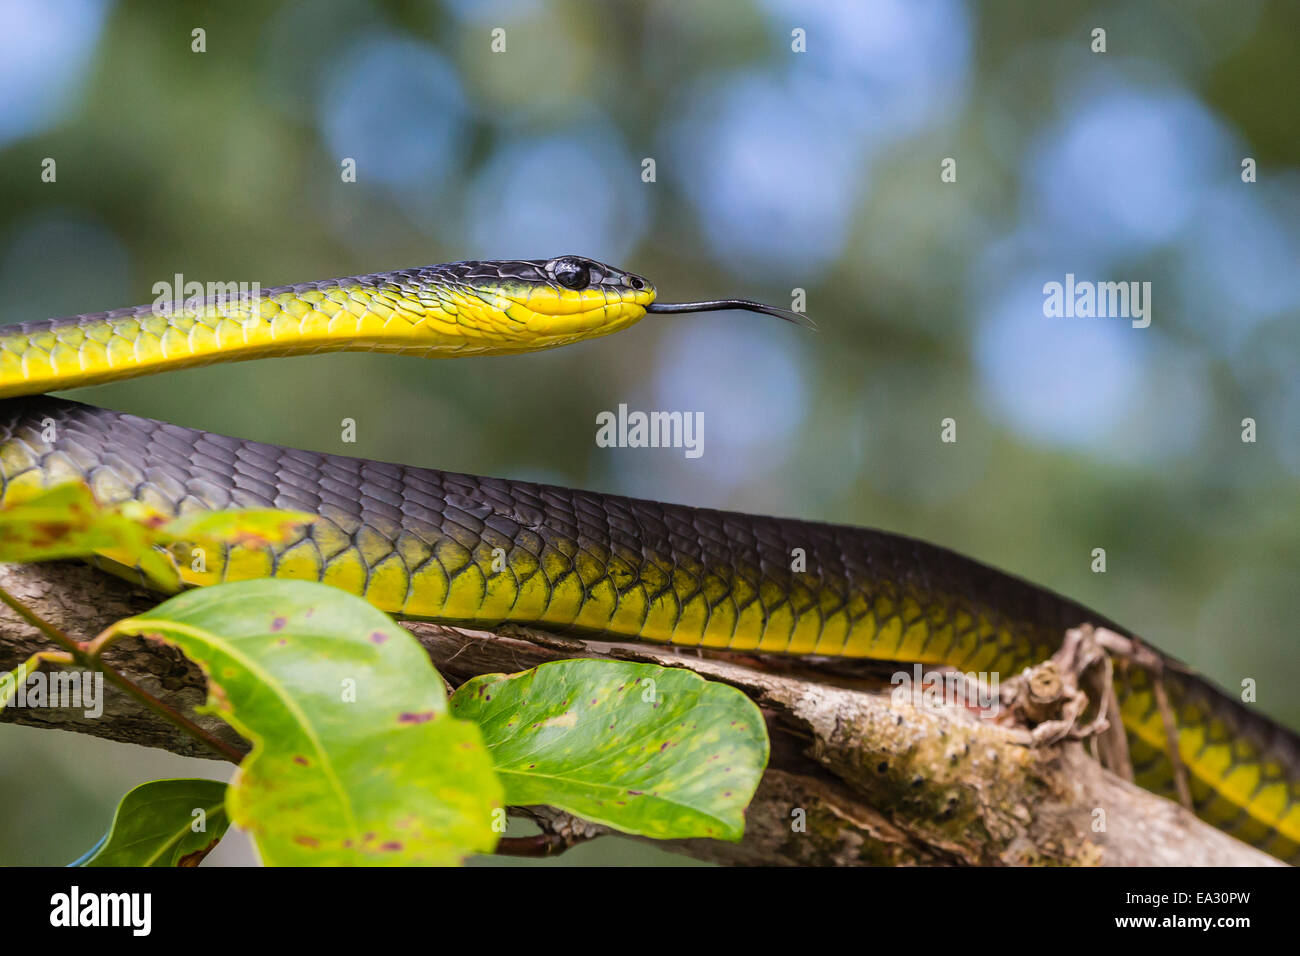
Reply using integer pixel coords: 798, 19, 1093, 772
105, 579, 502, 865
451, 660, 768, 841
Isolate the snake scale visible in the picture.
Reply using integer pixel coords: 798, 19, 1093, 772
0, 256, 1294, 863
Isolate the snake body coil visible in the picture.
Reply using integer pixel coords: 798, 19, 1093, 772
0, 259, 1295, 863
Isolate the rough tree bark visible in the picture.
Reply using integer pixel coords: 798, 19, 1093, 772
0, 560, 1279, 866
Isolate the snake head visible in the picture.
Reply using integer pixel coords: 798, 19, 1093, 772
428, 255, 810, 355
452, 256, 655, 350
494, 255, 817, 334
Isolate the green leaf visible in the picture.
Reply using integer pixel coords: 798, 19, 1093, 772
74, 779, 231, 867
0, 481, 314, 588
0, 483, 176, 585
451, 660, 769, 841
106, 579, 502, 865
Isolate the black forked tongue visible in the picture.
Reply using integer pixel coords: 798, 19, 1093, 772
646, 298, 817, 330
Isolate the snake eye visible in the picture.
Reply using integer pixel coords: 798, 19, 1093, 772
553, 257, 591, 290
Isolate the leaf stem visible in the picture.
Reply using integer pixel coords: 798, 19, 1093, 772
0, 583, 85, 660
95, 651, 247, 763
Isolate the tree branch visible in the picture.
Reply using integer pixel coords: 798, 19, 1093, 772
0, 560, 1279, 866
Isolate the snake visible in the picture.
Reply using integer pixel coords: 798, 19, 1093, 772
0, 255, 1294, 864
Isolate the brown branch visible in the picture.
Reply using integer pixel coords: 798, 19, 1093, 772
0, 560, 1280, 867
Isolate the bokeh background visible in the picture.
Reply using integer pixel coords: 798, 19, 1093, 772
1, 0, 1297, 866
